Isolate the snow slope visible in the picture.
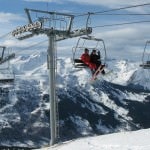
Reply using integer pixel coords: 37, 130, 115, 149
39, 128, 150, 150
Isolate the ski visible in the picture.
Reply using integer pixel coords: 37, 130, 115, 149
90, 65, 105, 81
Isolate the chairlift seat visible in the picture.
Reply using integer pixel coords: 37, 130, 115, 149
74, 59, 84, 63
0, 78, 14, 83
140, 63, 150, 69
146, 61, 150, 64
74, 59, 88, 68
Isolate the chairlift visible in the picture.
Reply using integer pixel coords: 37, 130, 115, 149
139, 41, 150, 69
0, 46, 15, 82
0, 68, 15, 83
0, 46, 15, 65
72, 36, 107, 68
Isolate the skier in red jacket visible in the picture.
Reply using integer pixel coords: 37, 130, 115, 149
81, 48, 96, 71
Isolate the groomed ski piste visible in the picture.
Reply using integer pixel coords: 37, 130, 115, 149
0, 51, 150, 149
37, 128, 150, 150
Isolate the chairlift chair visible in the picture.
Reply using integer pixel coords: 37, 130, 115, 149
0, 68, 15, 83
72, 36, 107, 68
0, 46, 15, 82
139, 41, 150, 69
0, 46, 15, 65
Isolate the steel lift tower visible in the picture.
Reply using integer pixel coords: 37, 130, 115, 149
12, 9, 92, 145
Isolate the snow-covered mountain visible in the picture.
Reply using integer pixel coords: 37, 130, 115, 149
0, 51, 150, 149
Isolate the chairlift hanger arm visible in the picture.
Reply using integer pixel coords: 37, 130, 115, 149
143, 41, 149, 62
25, 8, 32, 23
86, 12, 94, 29
141, 40, 150, 68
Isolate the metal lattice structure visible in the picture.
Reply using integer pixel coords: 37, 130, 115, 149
12, 9, 92, 41
12, 8, 92, 146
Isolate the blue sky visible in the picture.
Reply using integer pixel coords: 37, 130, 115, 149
0, 0, 150, 60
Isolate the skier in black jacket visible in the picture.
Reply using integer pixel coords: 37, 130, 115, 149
90, 49, 105, 75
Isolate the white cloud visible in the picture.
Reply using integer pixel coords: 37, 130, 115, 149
3, 39, 32, 48
0, 12, 25, 23
91, 24, 150, 60
2, 34, 47, 48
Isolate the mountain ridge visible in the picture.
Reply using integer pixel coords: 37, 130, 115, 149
0, 51, 149, 148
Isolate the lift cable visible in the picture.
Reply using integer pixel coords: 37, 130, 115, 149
13, 39, 48, 56
91, 13, 150, 16
0, 32, 12, 40
94, 3, 150, 15
91, 20, 150, 28
20, 40, 48, 51
74, 2, 150, 17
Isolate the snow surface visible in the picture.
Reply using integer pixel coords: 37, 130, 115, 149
38, 128, 150, 150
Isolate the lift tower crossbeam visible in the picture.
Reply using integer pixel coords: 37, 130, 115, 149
12, 8, 92, 146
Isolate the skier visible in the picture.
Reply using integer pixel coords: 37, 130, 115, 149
81, 48, 90, 66
81, 48, 96, 73
90, 49, 105, 75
